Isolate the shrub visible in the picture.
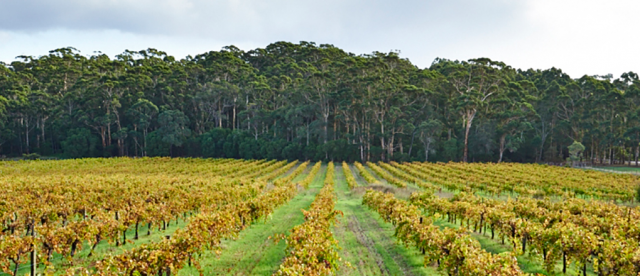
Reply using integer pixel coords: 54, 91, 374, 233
22, 153, 41, 160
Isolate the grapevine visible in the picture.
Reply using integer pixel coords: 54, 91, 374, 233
363, 190, 524, 276
276, 162, 345, 276
353, 161, 378, 184
367, 162, 406, 188
342, 162, 357, 189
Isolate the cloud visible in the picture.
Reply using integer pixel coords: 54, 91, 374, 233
0, 0, 526, 67
2, 0, 637, 78
0, 0, 524, 38
501, 0, 640, 77
0, 0, 191, 33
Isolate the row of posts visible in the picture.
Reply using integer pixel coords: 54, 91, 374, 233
23, 231, 171, 276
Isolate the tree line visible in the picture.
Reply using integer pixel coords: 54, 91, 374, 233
0, 41, 638, 164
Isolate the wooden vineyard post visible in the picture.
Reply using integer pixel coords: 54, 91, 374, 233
165, 235, 171, 276
420, 217, 426, 255
31, 224, 36, 276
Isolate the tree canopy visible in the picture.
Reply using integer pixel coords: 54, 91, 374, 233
1, 41, 638, 164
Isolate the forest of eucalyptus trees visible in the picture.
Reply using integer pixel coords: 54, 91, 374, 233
0, 41, 638, 164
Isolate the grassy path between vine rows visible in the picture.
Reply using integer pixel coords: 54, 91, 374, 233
333, 163, 439, 276
176, 165, 327, 276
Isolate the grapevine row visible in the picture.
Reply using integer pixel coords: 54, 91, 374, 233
366, 162, 405, 187
238, 160, 288, 180
276, 162, 344, 275
0, 158, 292, 274
362, 190, 524, 276
394, 161, 637, 201
379, 162, 437, 190
342, 162, 357, 189
95, 164, 308, 275
298, 161, 323, 189
353, 161, 378, 184
274, 161, 310, 187
258, 161, 299, 182
409, 191, 640, 275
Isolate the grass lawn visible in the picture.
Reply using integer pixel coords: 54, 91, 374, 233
598, 166, 640, 172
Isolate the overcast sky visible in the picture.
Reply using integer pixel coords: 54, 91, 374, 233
0, 0, 637, 78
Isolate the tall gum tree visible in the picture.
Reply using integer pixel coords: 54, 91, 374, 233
365, 52, 418, 161
492, 80, 536, 162
28, 48, 85, 150
616, 72, 640, 165
432, 58, 506, 162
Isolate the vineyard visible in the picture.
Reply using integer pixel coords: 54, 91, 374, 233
1, 159, 639, 275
